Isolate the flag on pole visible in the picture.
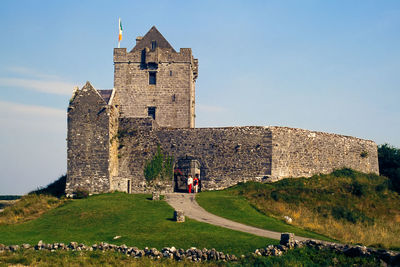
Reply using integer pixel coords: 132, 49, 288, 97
118, 18, 123, 48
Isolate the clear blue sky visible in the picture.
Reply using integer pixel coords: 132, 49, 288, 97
0, 0, 399, 194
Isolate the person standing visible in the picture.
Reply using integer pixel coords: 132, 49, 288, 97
193, 174, 199, 193
187, 175, 193, 193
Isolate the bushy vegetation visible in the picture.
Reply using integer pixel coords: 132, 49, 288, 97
0, 194, 64, 225
29, 175, 66, 198
378, 143, 400, 194
74, 188, 89, 199
198, 169, 400, 249
144, 145, 174, 182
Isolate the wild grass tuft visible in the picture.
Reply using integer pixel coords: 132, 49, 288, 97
0, 194, 64, 225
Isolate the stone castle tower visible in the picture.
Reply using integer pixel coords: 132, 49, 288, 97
114, 26, 198, 128
66, 26, 379, 196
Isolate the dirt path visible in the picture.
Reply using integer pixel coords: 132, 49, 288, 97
165, 193, 310, 241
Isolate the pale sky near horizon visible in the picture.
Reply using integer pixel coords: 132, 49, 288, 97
0, 0, 399, 195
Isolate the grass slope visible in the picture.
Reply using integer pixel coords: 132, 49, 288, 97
197, 169, 400, 249
196, 191, 333, 241
0, 193, 277, 255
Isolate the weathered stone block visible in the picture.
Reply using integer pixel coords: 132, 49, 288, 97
280, 233, 295, 246
152, 192, 160, 200
174, 210, 185, 222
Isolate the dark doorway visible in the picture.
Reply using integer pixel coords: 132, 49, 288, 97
148, 107, 156, 120
127, 180, 131, 194
174, 158, 201, 192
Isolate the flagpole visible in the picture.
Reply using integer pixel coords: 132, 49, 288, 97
118, 18, 121, 48
118, 18, 122, 48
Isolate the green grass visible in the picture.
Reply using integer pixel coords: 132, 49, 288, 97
0, 250, 219, 267
0, 193, 277, 255
196, 190, 333, 241
230, 246, 380, 267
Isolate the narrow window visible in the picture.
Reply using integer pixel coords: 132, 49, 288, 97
151, 41, 157, 50
149, 72, 156, 84
127, 180, 131, 194
148, 107, 156, 120
170, 70, 173, 76
172, 94, 176, 102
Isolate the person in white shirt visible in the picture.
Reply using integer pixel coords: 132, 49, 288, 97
187, 175, 193, 193
193, 174, 200, 193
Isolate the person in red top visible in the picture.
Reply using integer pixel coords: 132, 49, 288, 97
187, 175, 193, 193
193, 174, 199, 193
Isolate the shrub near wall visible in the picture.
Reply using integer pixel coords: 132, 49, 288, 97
378, 143, 400, 193
144, 145, 173, 183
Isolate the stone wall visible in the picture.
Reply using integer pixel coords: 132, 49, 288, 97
270, 127, 379, 179
117, 123, 273, 192
115, 117, 172, 193
66, 83, 115, 195
116, 123, 379, 192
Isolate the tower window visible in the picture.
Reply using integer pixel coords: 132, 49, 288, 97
151, 41, 157, 50
170, 70, 173, 76
148, 107, 156, 120
149, 72, 156, 84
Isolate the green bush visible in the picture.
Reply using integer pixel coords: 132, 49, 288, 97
332, 168, 356, 179
74, 188, 89, 199
350, 181, 366, 197
144, 145, 174, 182
330, 206, 373, 224
378, 143, 400, 193
29, 175, 66, 198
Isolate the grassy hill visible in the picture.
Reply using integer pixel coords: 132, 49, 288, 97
197, 169, 400, 250
0, 193, 277, 255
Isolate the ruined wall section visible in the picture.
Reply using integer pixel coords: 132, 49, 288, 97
66, 83, 112, 195
108, 91, 120, 183
117, 117, 164, 192
270, 127, 379, 179
117, 124, 273, 192
114, 47, 197, 128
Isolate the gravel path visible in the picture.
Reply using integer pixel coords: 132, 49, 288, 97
165, 193, 310, 241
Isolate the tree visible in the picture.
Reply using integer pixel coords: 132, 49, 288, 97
378, 143, 400, 193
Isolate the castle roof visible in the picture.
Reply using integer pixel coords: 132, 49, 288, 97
97, 90, 113, 104
130, 26, 176, 53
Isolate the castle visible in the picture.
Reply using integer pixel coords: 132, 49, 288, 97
66, 26, 379, 195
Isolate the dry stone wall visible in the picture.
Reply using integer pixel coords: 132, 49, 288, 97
270, 127, 379, 179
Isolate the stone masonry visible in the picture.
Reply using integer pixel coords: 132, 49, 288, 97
66, 83, 119, 195
114, 26, 198, 128
66, 26, 379, 195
